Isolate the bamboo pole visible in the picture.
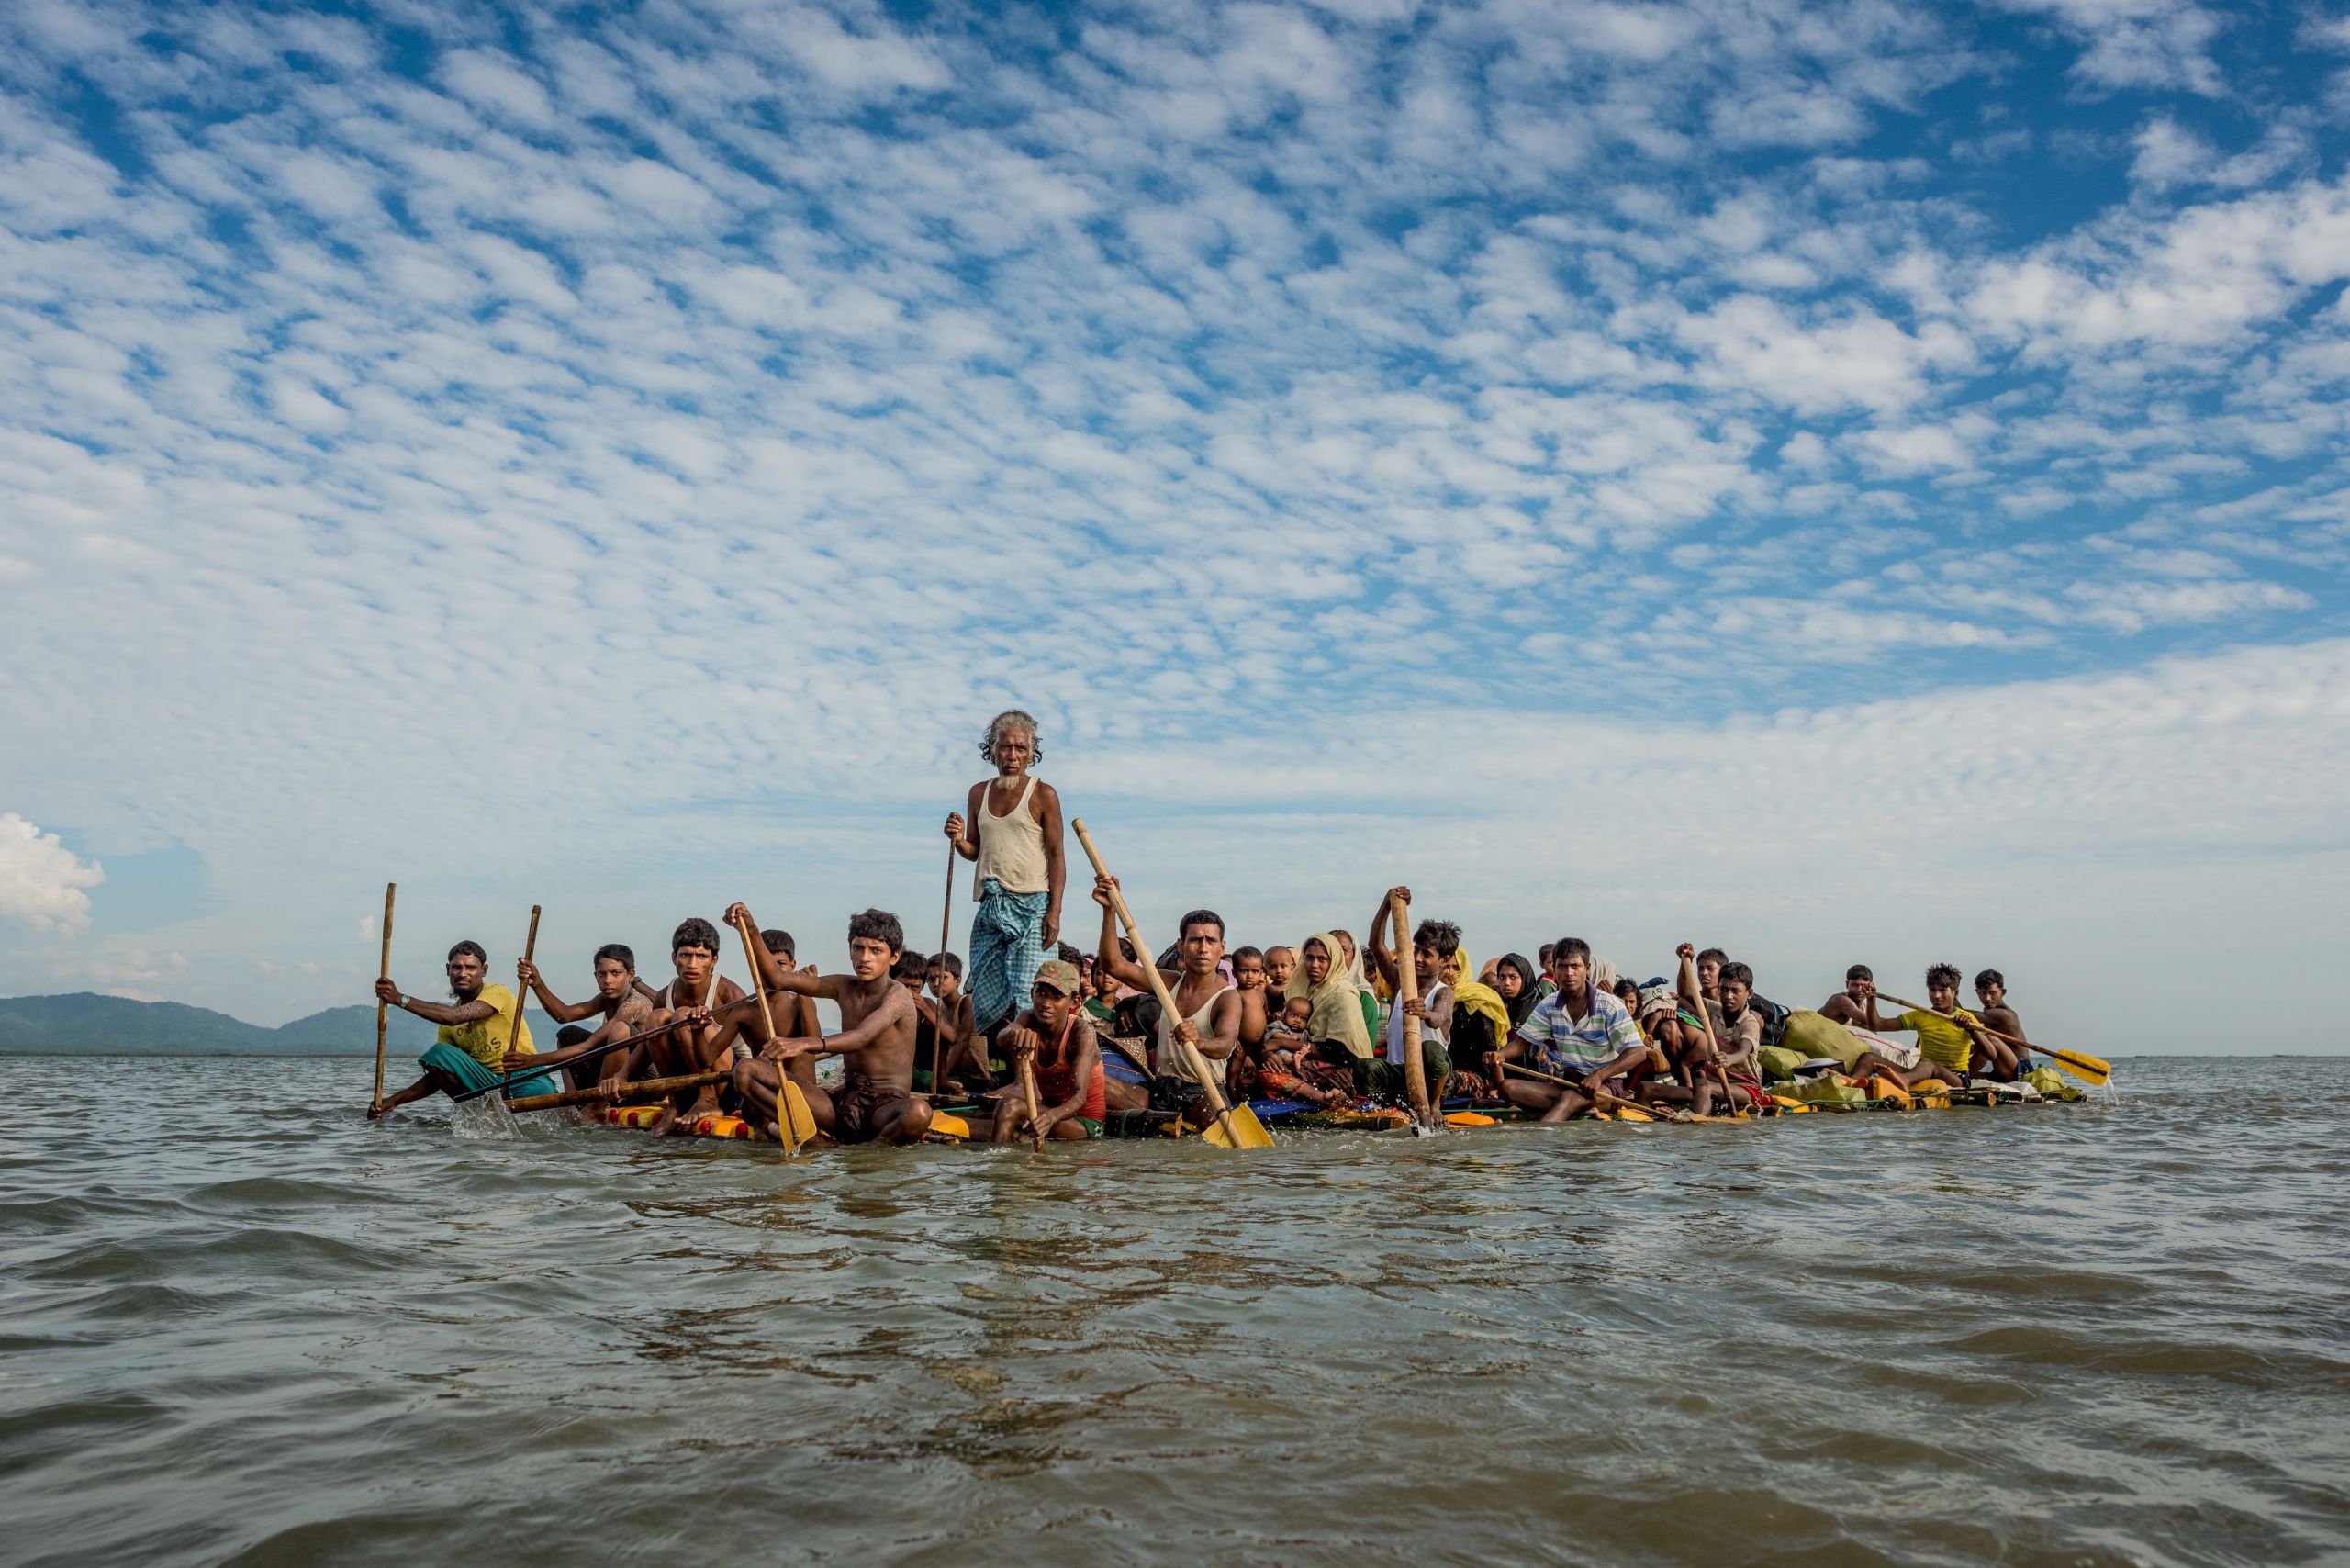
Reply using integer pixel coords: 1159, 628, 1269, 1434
506, 1068, 729, 1114
1387, 890, 1434, 1130
371, 882, 395, 1112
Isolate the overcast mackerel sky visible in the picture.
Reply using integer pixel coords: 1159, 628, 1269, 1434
2, 0, 2345, 1048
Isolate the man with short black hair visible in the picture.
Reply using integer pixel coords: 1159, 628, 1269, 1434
1486, 937, 1646, 1121
1818, 965, 1875, 1027
1090, 879, 1242, 1121
1973, 970, 2028, 1060
727, 902, 934, 1145
369, 940, 553, 1117
518, 943, 657, 1093
1851, 962, 2014, 1087
630, 918, 745, 1134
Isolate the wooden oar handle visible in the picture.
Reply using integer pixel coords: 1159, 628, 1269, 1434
732, 913, 780, 1041
1678, 950, 1730, 1094
373, 882, 396, 1109
505, 1067, 728, 1114
509, 904, 542, 1057
1387, 892, 1433, 1126
1497, 1059, 1650, 1114
1070, 819, 1243, 1142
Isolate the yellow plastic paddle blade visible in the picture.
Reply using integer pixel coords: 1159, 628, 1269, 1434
926, 1110, 972, 1141
1445, 1111, 1499, 1126
780, 1081, 819, 1149
1201, 1103, 1277, 1150
2042, 1049, 2111, 1087
1614, 1104, 1660, 1123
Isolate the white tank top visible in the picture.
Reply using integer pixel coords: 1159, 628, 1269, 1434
1384, 980, 1449, 1066
1157, 981, 1233, 1086
972, 775, 1049, 898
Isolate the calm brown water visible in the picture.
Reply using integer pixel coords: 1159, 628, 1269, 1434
2, 1055, 2344, 1566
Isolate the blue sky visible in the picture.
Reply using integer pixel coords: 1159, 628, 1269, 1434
2, 0, 2344, 1049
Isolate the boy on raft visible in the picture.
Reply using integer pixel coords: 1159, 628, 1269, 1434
972, 958, 1106, 1143
724, 902, 934, 1146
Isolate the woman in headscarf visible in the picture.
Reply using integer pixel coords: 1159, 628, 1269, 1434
1326, 929, 1381, 1042
1494, 953, 1542, 1032
1256, 932, 1371, 1106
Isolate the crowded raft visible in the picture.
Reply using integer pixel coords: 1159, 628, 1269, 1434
364, 711, 2108, 1150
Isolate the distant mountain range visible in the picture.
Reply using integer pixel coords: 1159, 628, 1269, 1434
0, 992, 563, 1055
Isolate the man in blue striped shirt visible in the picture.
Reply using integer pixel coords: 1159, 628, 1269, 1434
1486, 937, 1650, 1121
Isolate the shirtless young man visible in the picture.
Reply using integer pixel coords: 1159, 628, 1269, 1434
517, 944, 657, 1093
1089, 875, 1242, 1122
976, 959, 1105, 1143
725, 902, 934, 1146
630, 919, 744, 1134
1818, 965, 1876, 1028
922, 953, 983, 1093
945, 710, 1066, 1039
1973, 970, 2028, 1060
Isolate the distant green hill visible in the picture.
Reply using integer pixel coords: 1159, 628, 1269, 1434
0, 993, 560, 1054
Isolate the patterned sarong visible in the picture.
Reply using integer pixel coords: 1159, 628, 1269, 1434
968, 878, 1049, 1036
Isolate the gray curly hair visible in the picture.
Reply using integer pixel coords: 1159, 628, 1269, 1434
979, 708, 1042, 765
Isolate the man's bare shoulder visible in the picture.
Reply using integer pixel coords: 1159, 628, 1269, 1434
618, 994, 655, 1025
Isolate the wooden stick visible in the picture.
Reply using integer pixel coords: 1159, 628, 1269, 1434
1388, 890, 1434, 1130
506, 1068, 728, 1114
508, 904, 541, 1061
731, 910, 797, 1155
372, 882, 395, 1111
937, 840, 956, 1092
1016, 1047, 1048, 1152
1497, 1060, 1683, 1120
1070, 819, 1253, 1150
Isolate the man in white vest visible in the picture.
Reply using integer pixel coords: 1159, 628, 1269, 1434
944, 709, 1066, 1039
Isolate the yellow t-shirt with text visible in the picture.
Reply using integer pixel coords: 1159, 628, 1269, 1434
436, 983, 534, 1071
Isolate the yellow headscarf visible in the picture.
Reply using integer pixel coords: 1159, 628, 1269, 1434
1446, 947, 1516, 1056
1287, 931, 1372, 1058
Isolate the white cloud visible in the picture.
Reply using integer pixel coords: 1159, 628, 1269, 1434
0, 812, 105, 935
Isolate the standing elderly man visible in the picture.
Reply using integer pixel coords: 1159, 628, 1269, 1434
944, 709, 1067, 1040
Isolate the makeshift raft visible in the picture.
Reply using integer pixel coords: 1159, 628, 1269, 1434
580, 1072, 2069, 1149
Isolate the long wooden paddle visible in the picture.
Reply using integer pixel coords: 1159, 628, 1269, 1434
1499, 1059, 1685, 1121
508, 904, 541, 1063
506, 1067, 729, 1114
732, 911, 800, 1155
1070, 819, 1272, 1151
371, 882, 395, 1113
1876, 995, 2109, 1086
1015, 1026, 1050, 1153
1387, 890, 1435, 1131
453, 1011, 693, 1101
937, 839, 957, 1092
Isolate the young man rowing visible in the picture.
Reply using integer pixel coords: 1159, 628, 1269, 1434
725, 902, 934, 1146
1847, 962, 2013, 1089
1361, 887, 1457, 1106
369, 940, 556, 1116
1485, 937, 1647, 1121
1089, 875, 1241, 1124
517, 944, 656, 1093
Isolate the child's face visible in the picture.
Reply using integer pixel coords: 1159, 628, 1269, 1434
1495, 968, 1522, 1000
1234, 957, 1265, 991
928, 965, 958, 1000
1266, 949, 1295, 988
1698, 958, 1722, 990
1282, 996, 1312, 1027
1093, 969, 1119, 1001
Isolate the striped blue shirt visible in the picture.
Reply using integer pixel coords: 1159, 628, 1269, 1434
1514, 984, 1642, 1077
